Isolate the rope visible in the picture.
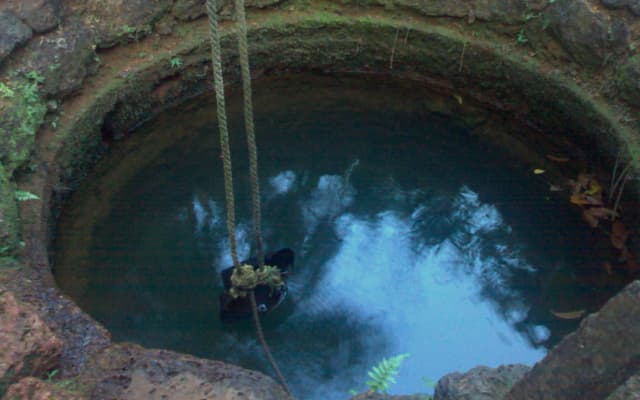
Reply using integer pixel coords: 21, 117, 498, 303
234, 0, 264, 268
206, 0, 292, 396
250, 291, 291, 395
233, 0, 292, 395
206, 0, 239, 268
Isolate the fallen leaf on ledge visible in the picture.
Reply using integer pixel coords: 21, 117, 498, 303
546, 154, 570, 163
611, 221, 629, 250
571, 193, 603, 206
551, 309, 586, 319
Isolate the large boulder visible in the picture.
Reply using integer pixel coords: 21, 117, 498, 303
83, 343, 290, 400
3, 377, 83, 400
0, 0, 62, 33
0, 12, 32, 65
0, 289, 63, 397
0, 164, 19, 257
606, 374, 640, 400
17, 18, 98, 98
505, 280, 640, 400
172, 0, 284, 22
76, 0, 173, 48
434, 365, 530, 400
172, 0, 208, 21
545, 0, 629, 68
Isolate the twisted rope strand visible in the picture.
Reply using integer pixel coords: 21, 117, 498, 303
234, 0, 264, 268
206, 0, 239, 268
206, 0, 292, 396
233, 0, 292, 395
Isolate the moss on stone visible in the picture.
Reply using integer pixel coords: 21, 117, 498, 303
47, 8, 638, 193
616, 54, 640, 108
0, 162, 19, 257
0, 73, 47, 176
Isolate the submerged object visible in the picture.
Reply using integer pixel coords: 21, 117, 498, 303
219, 248, 294, 321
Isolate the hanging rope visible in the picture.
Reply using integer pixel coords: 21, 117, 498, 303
234, 0, 264, 269
206, 0, 239, 268
205, 0, 292, 396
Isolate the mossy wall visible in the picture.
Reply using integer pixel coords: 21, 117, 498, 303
0, 162, 19, 258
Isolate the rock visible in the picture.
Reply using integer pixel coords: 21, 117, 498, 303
606, 374, 640, 400
0, 289, 63, 397
0, 263, 112, 377
0, 77, 46, 176
384, 0, 543, 23
616, 54, 640, 107
0, 12, 32, 65
78, 0, 173, 48
3, 377, 84, 400
0, 0, 62, 33
350, 392, 429, 399
434, 365, 530, 400
601, 0, 640, 16
18, 18, 98, 98
172, 0, 207, 21
84, 343, 290, 400
505, 280, 640, 400
246, 0, 284, 8
545, 0, 629, 68
602, 0, 628, 7
102, 93, 152, 141
0, 164, 19, 257
172, 0, 283, 21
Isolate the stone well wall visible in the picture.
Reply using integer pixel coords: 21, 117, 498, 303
1, 0, 639, 398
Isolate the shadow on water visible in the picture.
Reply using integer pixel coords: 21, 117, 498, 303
55, 75, 627, 399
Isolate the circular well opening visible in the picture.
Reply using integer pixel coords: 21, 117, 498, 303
53, 74, 630, 398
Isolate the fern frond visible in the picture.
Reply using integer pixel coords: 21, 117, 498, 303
365, 353, 410, 393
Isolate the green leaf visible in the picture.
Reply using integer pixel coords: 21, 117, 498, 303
15, 190, 40, 201
364, 353, 410, 393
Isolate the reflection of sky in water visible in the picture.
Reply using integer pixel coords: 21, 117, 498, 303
192, 171, 546, 398
56, 78, 611, 400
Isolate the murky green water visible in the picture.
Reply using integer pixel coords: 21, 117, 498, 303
55, 75, 622, 398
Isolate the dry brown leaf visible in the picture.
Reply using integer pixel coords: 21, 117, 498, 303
582, 210, 600, 227
586, 207, 617, 219
571, 193, 589, 205
547, 154, 570, 163
604, 261, 613, 275
611, 221, 629, 250
571, 193, 603, 206
551, 310, 585, 319
576, 174, 592, 190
